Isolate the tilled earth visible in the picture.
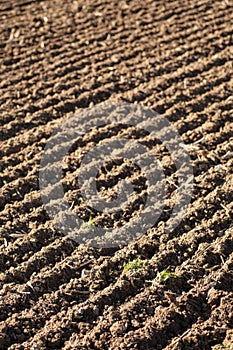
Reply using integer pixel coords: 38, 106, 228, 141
0, 0, 233, 349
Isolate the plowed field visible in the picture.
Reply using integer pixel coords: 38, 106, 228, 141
0, 0, 233, 349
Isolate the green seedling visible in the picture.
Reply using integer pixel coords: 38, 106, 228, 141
123, 257, 145, 272
156, 267, 179, 284
81, 216, 96, 232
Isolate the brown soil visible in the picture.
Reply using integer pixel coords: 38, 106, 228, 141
0, 0, 233, 349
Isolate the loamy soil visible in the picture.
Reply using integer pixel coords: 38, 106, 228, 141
0, 0, 233, 349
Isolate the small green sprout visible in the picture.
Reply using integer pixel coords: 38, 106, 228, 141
123, 258, 145, 272
81, 216, 96, 232
156, 267, 179, 284
88, 216, 95, 227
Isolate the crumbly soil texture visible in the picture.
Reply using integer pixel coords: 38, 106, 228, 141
0, 0, 233, 349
